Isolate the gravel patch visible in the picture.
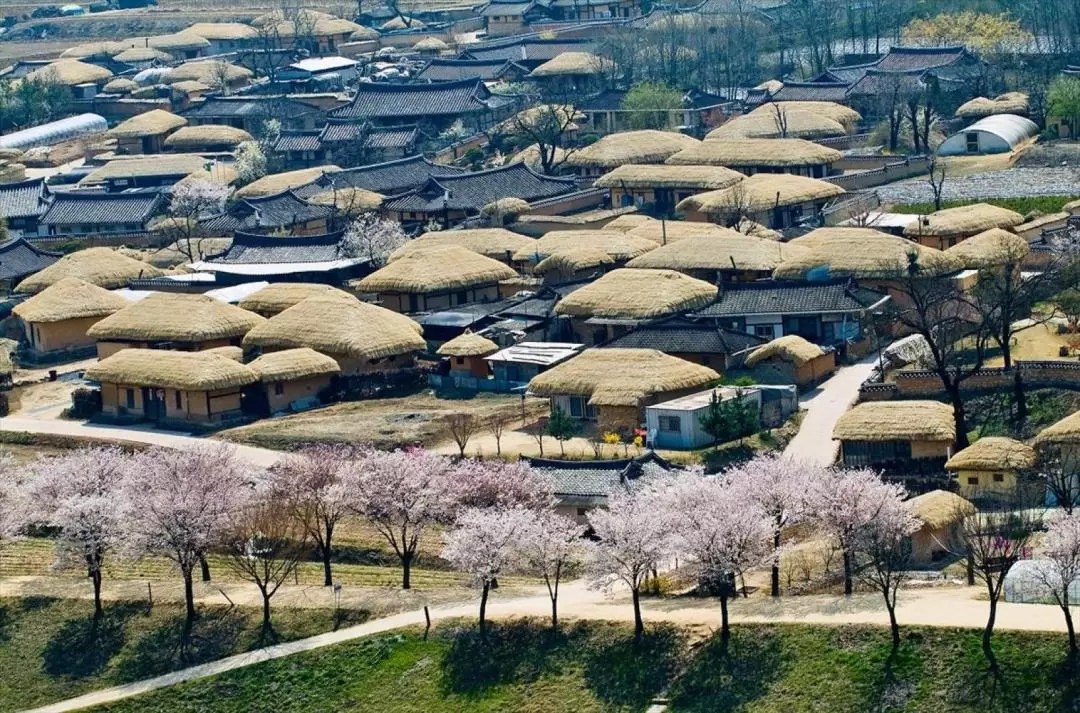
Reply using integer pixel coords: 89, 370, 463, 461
877, 167, 1080, 205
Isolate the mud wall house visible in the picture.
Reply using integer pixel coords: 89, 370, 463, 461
162, 125, 254, 154
85, 348, 257, 426
602, 316, 765, 372
902, 204, 1025, 251
247, 347, 340, 414
566, 130, 701, 180
832, 400, 955, 471
945, 436, 1036, 502
676, 174, 845, 230
14, 247, 165, 296
664, 138, 843, 180
512, 230, 657, 281
527, 347, 720, 432
623, 230, 807, 284
704, 103, 858, 144
37, 192, 166, 237
77, 154, 214, 192
187, 230, 369, 285
436, 331, 499, 380
478, 0, 546, 36
905, 490, 976, 565
162, 60, 252, 92
740, 335, 836, 389
12, 278, 129, 362
241, 291, 427, 376
107, 109, 188, 155
594, 164, 745, 213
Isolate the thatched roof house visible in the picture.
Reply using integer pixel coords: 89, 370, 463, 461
380, 15, 425, 30
103, 78, 140, 94
676, 174, 844, 226
903, 203, 1024, 247
163, 125, 253, 152
248, 348, 342, 414
26, 60, 112, 86
665, 138, 842, 177
235, 166, 342, 199
946, 436, 1036, 472
12, 277, 130, 358
567, 131, 701, 174
905, 489, 975, 562
163, 61, 252, 86
625, 232, 807, 276
60, 41, 126, 58
87, 292, 265, 354
742, 334, 835, 388
766, 101, 862, 129
706, 108, 847, 141
437, 331, 499, 357
625, 221, 734, 244
534, 249, 614, 278
944, 228, 1029, 269
745, 334, 826, 367
530, 51, 613, 77
956, 92, 1029, 119
113, 47, 173, 63
1034, 411, 1080, 446
594, 164, 744, 192
86, 348, 256, 392
513, 230, 658, 265
242, 292, 425, 373
389, 228, 535, 263
774, 228, 962, 280
834, 400, 956, 467
237, 283, 341, 317
147, 32, 211, 53
307, 188, 384, 215
414, 36, 450, 52
15, 248, 165, 294
605, 214, 655, 232
185, 22, 258, 40
554, 268, 718, 320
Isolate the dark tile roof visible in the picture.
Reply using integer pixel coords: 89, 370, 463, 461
366, 127, 418, 149
329, 78, 492, 120
208, 230, 348, 264
383, 163, 575, 213
40, 191, 164, 227
294, 155, 467, 197
479, 0, 537, 15
203, 190, 331, 233
460, 38, 595, 64
274, 130, 322, 153
873, 46, 972, 72
0, 178, 50, 220
577, 89, 628, 111
602, 317, 766, 354
694, 280, 889, 318
523, 452, 677, 499
317, 123, 418, 150
0, 237, 61, 282
182, 97, 324, 120
413, 58, 524, 82
845, 69, 929, 98
771, 82, 851, 103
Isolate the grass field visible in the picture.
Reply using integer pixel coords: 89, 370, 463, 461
85, 621, 1080, 713
0, 597, 372, 713
889, 195, 1080, 217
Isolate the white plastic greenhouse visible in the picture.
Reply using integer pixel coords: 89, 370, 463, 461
1003, 559, 1080, 603
0, 113, 108, 150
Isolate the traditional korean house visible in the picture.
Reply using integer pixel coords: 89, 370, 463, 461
237, 282, 342, 317
11, 277, 129, 361
78, 154, 212, 191
293, 154, 466, 198
181, 96, 327, 133
740, 335, 836, 389
602, 316, 764, 371
248, 347, 341, 414
38, 192, 166, 237
413, 58, 527, 82
945, 437, 1036, 502
0, 178, 51, 238
162, 125, 253, 153
477, 0, 548, 37
833, 400, 956, 472
677, 174, 845, 229
200, 190, 333, 236
107, 110, 188, 155
904, 490, 976, 565
327, 78, 516, 131
390, 228, 536, 266
665, 138, 842, 179
625, 231, 808, 283
903, 203, 1025, 250
594, 164, 744, 212
436, 331, 499, 381
0, 236, 60, 293
14, 247, 164, 294
190, 230, 368, 284
567, 130, 701, 179
485, 341, 583, 386
458, 37, 596, 71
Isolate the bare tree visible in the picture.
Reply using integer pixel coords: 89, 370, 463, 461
447, 413, 478, 458
1034, 443, 1080, 514
157, 178, 231, 264
486, 415, 506, 457
770, 103, 789, 138
498, 102, 579, 176
927, 155, 947, 212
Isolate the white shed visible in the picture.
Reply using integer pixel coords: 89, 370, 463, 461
937, 114, 1039, 156
645, 387, 762, 450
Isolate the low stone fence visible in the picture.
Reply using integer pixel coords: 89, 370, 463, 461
858, 360, 1080, 400
824, 157, 930, 191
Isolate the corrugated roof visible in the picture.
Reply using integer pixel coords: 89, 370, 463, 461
953, 114, 1040, 147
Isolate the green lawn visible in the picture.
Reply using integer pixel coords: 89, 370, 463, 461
889, 196, 1080, 217
0, 597, 371, 713
88, 621, 1080, 713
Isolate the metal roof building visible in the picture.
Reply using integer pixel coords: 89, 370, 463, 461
937, 114, 1040, 156
0, 113, 107, 150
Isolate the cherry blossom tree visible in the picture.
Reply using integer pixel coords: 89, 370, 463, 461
806, 467, 908, 596
0, 451, 22, 550
724, 455, 817, 597
1031, 512, 1080, 654
452, 459, 554, 512
516, 509, 586, 630
21, 447, 131, 620
159, 178, 232, 263
122, 445, 252, 647
267, 444, 359, 586
853, 489, 920, 649
586, 484, 672, 641
442, 506, 528, 635
352, 448, 457, 589
340, 212, 409, 267
664, 474, 771, 641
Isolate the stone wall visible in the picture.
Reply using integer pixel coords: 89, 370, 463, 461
858, 360, 1080, 401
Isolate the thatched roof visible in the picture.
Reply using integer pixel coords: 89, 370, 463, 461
944, 228, 1029, 269
380, 15, 425, 30
744, 335, 826, 367
626, 231, 807, 272
534, 248, 613, 275
163, 125, 253, 151
163, 61, 253, 86
308, 187, 384, 214
389, 228, 535, 262
706, 109, 847, 140
103, 78, 139, 94
174, 164, 237, 189
354, 245, 517, 294
27, 60, 112, 86
667, 138, 842, 168
238, 283, 342, 316
1034, 411, 1080, 445
203, 345, 243, 361
235, 166, 341, 198
945, 436, 1036, 471
87, 293, 265, 343
113, 47, 173, 63
593, 164, 744, 191
955, 92, 1029, 119
677, 173, 845, 216
604, 214, 654, 232
170, 80, 212, 95
906, 490, 975, 529
528, 348, 720, 407
1015, 212, 1068, 234
350, 26, 380, 41
903, 203, 1024, 239
766, 101, 862, 129
15, 248, 165, 294
60, 41, 127, 58
509, 143, 571, 173
567, 131, 700, 169
414, 36, 449, 51
248, 347, 341, 382
185, 22, 258, 40
481, 197, 531, 217
85, 348, 258, 391
554, 268, 717, 320
774, 228, 962, 280
108, 109, 188, 138
251, 8, 334, 26
147, 32, 211, 52
736, 219, 782, 241
623, 221, 728, 245
497, 105, 583, 135
530, 51, 614, 77
833, 400, 955, 442
437, 331, 499, 357
242, 292, 425, 360
756, 79, 783, 93
12, 277, 129, 323
512, 229, 657, 263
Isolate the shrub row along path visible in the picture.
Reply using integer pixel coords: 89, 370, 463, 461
20, 578, 1080, 713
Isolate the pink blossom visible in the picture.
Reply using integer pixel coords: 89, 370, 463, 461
451, 458, 554, 511
515, 508, 586, 628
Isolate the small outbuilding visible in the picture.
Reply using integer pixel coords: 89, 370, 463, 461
163, 125, 253, 152
677, 174, 845, 229
903, 203, 1025, 249
945, 436, 1036, 501
645, 386, 762, 450
437, 331, 499, 379
937, 114, 1039, 156
741, 334, 835, 388
833, 400, 956, 471
484, 341, 583, 386
247, 347, 340, 414
12, 277, 129, 361
905, 489, 976, 564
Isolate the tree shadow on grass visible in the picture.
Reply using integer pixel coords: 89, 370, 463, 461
668, 628, 782, 713
114, 608, 244, 682
41, 602, 150, 679
439, 621, 570, 697
583, 624, 685, 710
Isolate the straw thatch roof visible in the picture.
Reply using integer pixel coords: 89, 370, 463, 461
163, 125, 253, 151
355, 245, 517, 294
745, 335, 826, 367
832, 400, 956, 442
414, 36, 449, 51
767, 101, 862, 129
736, 219, 782, 240
534, 248, 614, 276
243, 291, 425, 360
774, 228, 962, 280
509, 143, 571, 173
185, 22, 258, 40
15, 248, 165, 294
626, 220, 736, 244
87, 293, 265, 343
12, 277, 129, 323
350, 26, 380, 41
955, 92, 1029, 119
108, 109, 187, 138
677, 173, 844, 216
667, 138, 842, 168
706, 109, 847, 140
60, 41, 127, 58
170, 81, 212, 95
85, 348, 258, 391
147, 32, 211, 52
482, 197, 531, 218
530, 51, 614, 77
604, 214, 654, 232
238, 283, 343, 316
308, 187, 384, 214
103, 78, 139, 94
113, 47, 173, 63
944, 228, 1029, 269
756, 79, 783, 93
235, 165, 341, 198
27, 60, 112, 86
906, 490, 975, 529
175, 164, 237, 189
512, 229, 657, 263
554, 268, 717, 320
528, 348, 719, 407
248, 347, 341, 382
203, 345, 243, 361
567, 131, 700, 169
1015, 212, 1068, 234
594, 164, 745, 191
251, 8, 334, 26
497, 105, 583, 135
389, 228, 535, 262
437, 331, 499, 357
626, 232, 808, 272
903, 203, 1024, 239
163, 61, 253, 86
1034, 411, 1080, 445
945, 436, 1036, 471
380, 15, 425, 30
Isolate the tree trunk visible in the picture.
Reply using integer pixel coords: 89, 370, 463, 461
321, 544, 333, 587
182, 569, 196, 652
1013, 370, 1028, 422
262, 591, 272, 630
983, 587, 998, 661
887, 601, 900, 649
843, 549, 853, 596
401, 552, 412, 590
1066, 600, 1078, 655
720, 594, 730, 642
631, 587, 644, 641
550, 595, 558, 631
92, 569, 103, 621
199, 554, 211, 583
966, 555, 975, 586
479, 582, 490, 636
771, 529, 781, 597
948, 388, 970, 451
